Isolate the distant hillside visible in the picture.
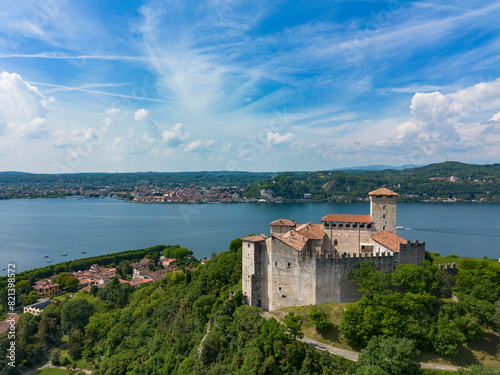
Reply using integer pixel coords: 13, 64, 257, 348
243, 161, 500, 202
0, 171, 275, 188
338, 164, 423, 171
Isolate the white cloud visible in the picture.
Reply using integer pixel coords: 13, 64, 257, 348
0, 71, 50, 139
184, 139, 214, 152
310, 78, 500, 165
397, 78, 500, 146
105, 108, 121, 116
490, 111, 500, 122
160, 123, 190, 147
266, 132, 296, 147
134, 108, 149, 121
134, 108, 161, 139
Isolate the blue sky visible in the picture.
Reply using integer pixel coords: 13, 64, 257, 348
0, 0, 499, 173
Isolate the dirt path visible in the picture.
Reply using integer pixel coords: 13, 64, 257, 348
262, 311, 463, 372
22, 358, 92, 375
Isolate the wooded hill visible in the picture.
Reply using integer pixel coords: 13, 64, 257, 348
243, 162, 500, 202
1, 240, 499, 375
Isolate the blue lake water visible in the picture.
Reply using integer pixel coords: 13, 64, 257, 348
0, 198, 499, 273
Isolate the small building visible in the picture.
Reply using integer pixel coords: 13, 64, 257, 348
161, 258, 177, 267
23, 299, 55, 316
129, 278, 154, 287
32, 280, 60, 296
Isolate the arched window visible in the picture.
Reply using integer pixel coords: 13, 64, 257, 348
334, 239, 338, 246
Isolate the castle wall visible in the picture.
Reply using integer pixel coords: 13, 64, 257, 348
268, 237, 316, 311
270, 225, 294, 237
397, 241, 426, 266
323, 224, 375, 254
315, 254, 339, 304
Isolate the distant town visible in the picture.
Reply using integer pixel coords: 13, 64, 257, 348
0, 161, 499, 202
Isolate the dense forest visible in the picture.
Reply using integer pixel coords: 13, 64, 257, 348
243, 162, 500, 202
1, 240, 500, 375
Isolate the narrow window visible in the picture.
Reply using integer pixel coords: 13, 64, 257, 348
282, 295, 286, 298
287, 262, 291, 268
383, 214, 386, 219
275, 261, 278, 267
334, 239, 338, 246
279, 286, 282, 291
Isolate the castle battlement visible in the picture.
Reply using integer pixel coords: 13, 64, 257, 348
242, 188, 427, 311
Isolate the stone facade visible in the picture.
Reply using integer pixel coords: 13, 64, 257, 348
242, 188, 426, 311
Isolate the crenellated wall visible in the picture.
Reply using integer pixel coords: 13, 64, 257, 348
245, 238, 426, 310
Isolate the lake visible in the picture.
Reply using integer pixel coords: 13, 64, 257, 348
0, 198, 499, 273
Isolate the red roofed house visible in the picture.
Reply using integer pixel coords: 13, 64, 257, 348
242, 188, 426, 311
32, 280, 60, 297
161, 258, 177, 267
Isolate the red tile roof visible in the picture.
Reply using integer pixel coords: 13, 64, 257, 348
275, 232, 307, 252
372, 230, 406, 252
368, 188, 398, 196
130, 278, 153, 287
269, 218, 296, 226
241, 234, 267, 242
321, 214, 372, 223
295, 223, 325, 240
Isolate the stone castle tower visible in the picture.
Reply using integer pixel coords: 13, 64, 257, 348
241, 188, 425, 311
369, 187, 398, 233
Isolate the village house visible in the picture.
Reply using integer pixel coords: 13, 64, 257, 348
23, 299, 55, 316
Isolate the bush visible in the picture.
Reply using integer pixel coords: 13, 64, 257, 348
309, 305, 329, 331
50, 348, 61, 366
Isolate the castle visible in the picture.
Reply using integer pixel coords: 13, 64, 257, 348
241, 188, 426, 311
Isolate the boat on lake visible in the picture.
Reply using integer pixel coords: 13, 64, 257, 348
44, 255, 49, 258
62, 253, 67, 256
46, 260, 52, 263
396, 226, 405, 230
1, 268, 6, 271
81, 251, 86, 254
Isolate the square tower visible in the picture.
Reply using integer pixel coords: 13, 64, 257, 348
369, 188, 398, 234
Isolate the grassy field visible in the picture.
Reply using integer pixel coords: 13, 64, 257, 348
273, 302, 500, 368
32, 368, 70, 375
432, 253, 500, 268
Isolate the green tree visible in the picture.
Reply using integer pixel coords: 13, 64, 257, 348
56, 272, 80, 292
50, 348, 62, 366
356, 336, 421, 375
61, 298, 95, 334
68, 330, 84, 360
430, 317, 465, 356
494, 300, 500, 329
228, 238, 242, 254
284, 312, 303, 340
309, 305, 329, 331
349, 261, 390, 296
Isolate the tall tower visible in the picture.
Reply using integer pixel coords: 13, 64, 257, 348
369, 188, 398, 234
